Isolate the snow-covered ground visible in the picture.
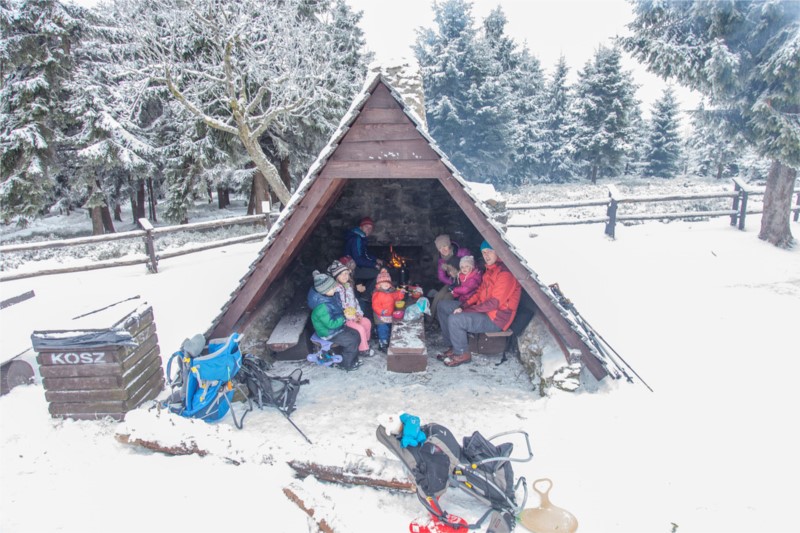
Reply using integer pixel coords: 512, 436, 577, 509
1, 186, 798, 533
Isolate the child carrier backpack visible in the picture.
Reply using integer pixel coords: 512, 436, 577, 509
377, 422, 533, 532
164, 333, 250, 428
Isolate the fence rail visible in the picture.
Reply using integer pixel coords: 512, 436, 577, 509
0, 213, 271, 282
507, 178, 800, 238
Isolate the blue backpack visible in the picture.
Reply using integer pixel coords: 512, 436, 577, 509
165, 333, 250, 427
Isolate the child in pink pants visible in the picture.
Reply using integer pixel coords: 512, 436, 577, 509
328, 260, 372, 357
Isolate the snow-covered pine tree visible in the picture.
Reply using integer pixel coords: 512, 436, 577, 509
64, 6, 156, 233
643, 86, 683, 178
539, 56, 578, 182
570, 45, 639, 183
622, 0, 800, 247
415, 0, 515, 184
685, 104, 744, 180
0, 0, 81, 225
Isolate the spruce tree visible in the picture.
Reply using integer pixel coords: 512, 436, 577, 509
570, 45, 638, 183
539, 56, 577, 182
622, 0, 800, 247
644, 87, 683, 178
0, 0, 81, 224
686, 104, 744, 180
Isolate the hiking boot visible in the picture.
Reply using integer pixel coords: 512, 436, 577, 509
378, 340, 389, 352
443, 351, 471, 367
436, 347, 454, 361
358, 349, 374, 358
337, 359, 363, 371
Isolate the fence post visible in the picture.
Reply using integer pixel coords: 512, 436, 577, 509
731, 178, 749, 230
730, 179, 741, 227
138, 218, 158, 273
605, 185, 619, 238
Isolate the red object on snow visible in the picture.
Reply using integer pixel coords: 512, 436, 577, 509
409, 514, 468, 533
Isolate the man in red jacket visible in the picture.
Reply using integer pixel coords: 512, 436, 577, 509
436, 240, 521, 367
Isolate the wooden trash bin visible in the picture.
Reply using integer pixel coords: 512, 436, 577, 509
387, 320, 427, 373
31, 301, 164, 421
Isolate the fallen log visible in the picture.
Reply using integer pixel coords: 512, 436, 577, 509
287, 459, 415, 493
283, 486, 335, 533
116, 434, 208, 457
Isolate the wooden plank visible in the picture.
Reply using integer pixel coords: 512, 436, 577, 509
319, 160, 452, 180
49, 369, 163, 416
353, 108, 410, 124
342, 123, 421, 143
210, 177, 348, 337
35, 322, 157, 366
363, 83, 400, 109
0, 290, 35, 309
330, 139, 440, 161
387, 320, 426, 355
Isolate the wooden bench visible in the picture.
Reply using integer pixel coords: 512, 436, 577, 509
469, 330, 514, 356
387, 320, 427, 373
266, 309, 312, 360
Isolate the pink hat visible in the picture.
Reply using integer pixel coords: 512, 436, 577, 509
339, 255, 355, 269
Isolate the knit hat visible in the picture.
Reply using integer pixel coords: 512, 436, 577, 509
460, 255, 475, 269
376, 268, 392, 285
339, 255, 355, 269
327, 260, 349, 279
434, 234, 451, 250
480, 240, 493, 251
313, 270, 337, 294
359, 216, 375, 228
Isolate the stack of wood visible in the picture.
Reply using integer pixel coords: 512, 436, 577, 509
32, 301, 164, 421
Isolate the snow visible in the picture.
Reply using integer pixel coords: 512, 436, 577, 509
1, 208, 799, 532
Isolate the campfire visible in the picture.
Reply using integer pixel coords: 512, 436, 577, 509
388, 245, 410, 268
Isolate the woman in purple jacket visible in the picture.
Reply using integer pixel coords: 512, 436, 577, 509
430, 234, 471, 320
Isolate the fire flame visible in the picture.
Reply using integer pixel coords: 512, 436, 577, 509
388, 245, 407, 268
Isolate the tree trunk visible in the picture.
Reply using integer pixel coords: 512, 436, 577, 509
207, 184, 213, 204
217, 187, 229, 209
134, 181, 146, 220
89, 206, 104, 236
716, 162, 724, 180
279, 157, 291, 195
242, 138, 291, 207
247, 171, 269, 215
147, 177, 157, 223
590, 164, 598, 185
759, 160, 796, 248
100, 205, 115, 233
114, 204, 122, 222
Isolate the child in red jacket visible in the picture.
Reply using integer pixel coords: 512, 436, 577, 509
372, 268, 405, 352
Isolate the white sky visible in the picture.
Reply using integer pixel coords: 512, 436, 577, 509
346, 0, 701, 115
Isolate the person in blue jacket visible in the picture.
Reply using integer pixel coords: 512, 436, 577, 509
344, 216, 384, 308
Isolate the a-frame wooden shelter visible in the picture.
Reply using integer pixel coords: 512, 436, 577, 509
207, 74, 610, 380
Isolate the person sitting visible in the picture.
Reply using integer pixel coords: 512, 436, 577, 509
371, 268, 405, 352
436, 241, 521, 367
307, 270, 362, 371
430, 234, 471, 321
327, 259, 372, 358
344, 216, 384, 301
450, 255, 482, 304
339, 254, 368, 311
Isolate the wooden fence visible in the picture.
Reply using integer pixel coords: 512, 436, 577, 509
507, 178, 800, 238
0, 214, 272, 282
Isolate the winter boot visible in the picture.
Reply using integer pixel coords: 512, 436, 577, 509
443, 351, 471, 367
378, 340, 389, 353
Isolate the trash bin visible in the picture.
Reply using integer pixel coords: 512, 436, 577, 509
32, 303, 163, 421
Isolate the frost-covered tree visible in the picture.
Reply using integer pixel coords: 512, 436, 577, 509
644, 86, 682, 178
415, 0, 515, 183
622, 0, 800, 247
0, 0, 81, 225
507, 47, 546, 185
122, 0, 359, 208
539, 56, 578, 182
686, 104, 744, 180
570, 45, 639, 183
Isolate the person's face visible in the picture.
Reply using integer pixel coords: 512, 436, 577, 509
361, 223, 374, 236
336, 270, 350, 284
324, 286, 337, 296
437, 244, 452, 257
377, 281, 391, 290
482, 248, 497, 266
460, 263, 473, 275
